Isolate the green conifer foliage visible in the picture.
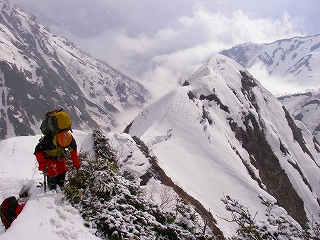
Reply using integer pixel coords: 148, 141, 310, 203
64, 130, 214, 239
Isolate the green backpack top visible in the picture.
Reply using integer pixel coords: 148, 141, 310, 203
40, 108, 72, 135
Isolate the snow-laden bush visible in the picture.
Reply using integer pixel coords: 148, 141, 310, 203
64, 130, 214, 239
221, 195, 320, 239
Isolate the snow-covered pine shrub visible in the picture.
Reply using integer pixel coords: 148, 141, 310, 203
221, 195, 260, 239
92, 129, 117, 163
65, 130, 214, 239
306, 219, 320, 239
175, 199, 199, 232
221, 195, 320, 239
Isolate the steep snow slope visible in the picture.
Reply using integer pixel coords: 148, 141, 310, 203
128, 54, 320, 236
1, 51, 320, 237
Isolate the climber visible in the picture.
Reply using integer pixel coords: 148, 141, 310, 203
34, 130, 80, 190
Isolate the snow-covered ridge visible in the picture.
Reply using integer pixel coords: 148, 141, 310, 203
128, 54, 320, 237
221, 34, 320, 158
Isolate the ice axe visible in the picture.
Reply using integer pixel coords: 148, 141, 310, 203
43, 167, 48, 194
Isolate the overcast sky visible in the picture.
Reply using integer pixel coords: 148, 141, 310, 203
103, 0, 319, 36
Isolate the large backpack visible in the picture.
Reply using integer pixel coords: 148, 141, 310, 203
0, 196, 19, 229
40, 108, 72, 135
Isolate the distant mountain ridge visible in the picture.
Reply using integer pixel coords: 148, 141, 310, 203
220, 34, 320, 90
0, 1, 149, 139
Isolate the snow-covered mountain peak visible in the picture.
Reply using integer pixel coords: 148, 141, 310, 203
186, 54, 270, 127
127, 54, 320, 236
207, 54, 242, 73
190, 54, 260, 93
189, 54, 243, 84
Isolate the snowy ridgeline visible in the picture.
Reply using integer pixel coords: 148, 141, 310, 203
221, 35, 320, 94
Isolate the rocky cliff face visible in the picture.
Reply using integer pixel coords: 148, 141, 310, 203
0, 1, 149, 139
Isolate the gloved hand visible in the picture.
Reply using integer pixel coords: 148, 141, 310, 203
35, 152, 46, 172
74, 161, 81, 170
71, 150, 81, 170
38, 162, 45, 171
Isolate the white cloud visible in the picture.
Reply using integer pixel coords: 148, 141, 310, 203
248, 62, 310, 96
73, 3, 303, 100
170, 5, 301, 46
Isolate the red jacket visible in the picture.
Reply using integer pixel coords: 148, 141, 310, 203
34, 134, 80, 176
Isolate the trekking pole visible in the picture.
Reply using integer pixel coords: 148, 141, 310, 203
44, 167, 47, 194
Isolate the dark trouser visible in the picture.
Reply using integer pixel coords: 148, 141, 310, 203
47, 173, 66, 190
